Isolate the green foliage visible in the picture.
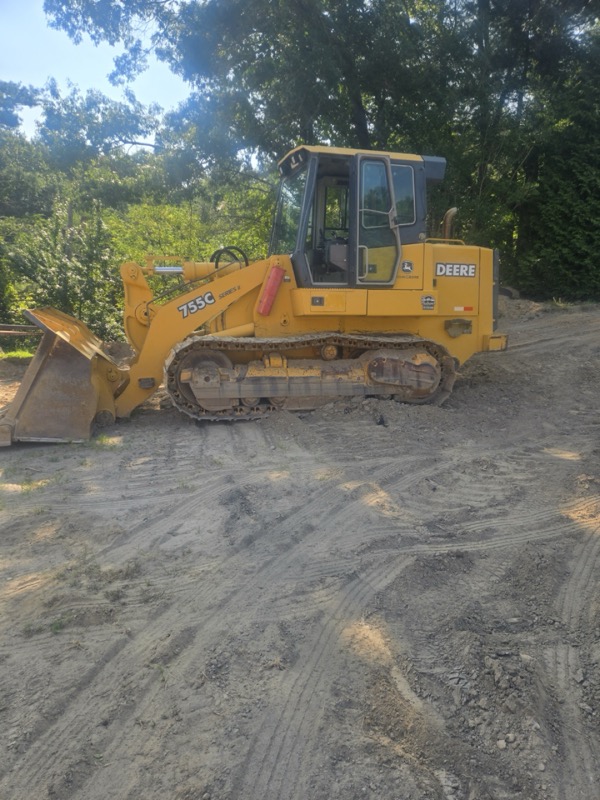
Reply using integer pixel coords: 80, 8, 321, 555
0, 234, 22, 321
509, 101, 600, 296
105, 202, 206, 262
0, 123, 277, 338
39, 83, 158, 171
2, 200, 123, 339
0, 349, 35, 359
104, 170, 275, 263
0, 0, 597, 308
0, 130, 57, 217
0, 81, 39, 130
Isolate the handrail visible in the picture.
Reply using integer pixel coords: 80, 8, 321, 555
0, 324, 42, 337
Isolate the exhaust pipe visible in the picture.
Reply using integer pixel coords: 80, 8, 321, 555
442, 207, 458, 240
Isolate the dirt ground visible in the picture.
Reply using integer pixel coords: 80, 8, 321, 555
1, 298, 599, 800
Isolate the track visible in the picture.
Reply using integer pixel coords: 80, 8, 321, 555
165, 332, 457, 420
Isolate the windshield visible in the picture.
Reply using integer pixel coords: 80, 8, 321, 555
270, 167, 307, 255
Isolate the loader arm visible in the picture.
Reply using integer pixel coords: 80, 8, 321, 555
0, 258, 272, 445
114, 258, 271, 417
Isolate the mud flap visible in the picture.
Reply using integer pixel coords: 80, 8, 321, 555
0, 308, 127, 446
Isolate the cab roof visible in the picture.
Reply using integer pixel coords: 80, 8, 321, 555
278, 145, 445, 182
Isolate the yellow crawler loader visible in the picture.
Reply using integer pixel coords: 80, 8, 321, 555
0, 145, 507, 445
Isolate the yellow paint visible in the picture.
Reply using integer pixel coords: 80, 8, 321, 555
282, 144, 422, 165
290, 288, 368, 315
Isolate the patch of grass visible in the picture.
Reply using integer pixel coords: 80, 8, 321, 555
0, 349, 34, 360
55, 554, 102, 588
92, 434, 122, 448
20, 478, 51, 494
57, 555, 142, 590
23, 621, 45, 638
149, 662, 168, 684
264, 656, 286, 671
50, 615, 71, 634
104, 588, 126, 602
112, 559, 143, 581
551, 297, 573, 309
139, 583, 164, 604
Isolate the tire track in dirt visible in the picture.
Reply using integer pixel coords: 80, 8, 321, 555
93, 452, 443, 569
3, 304, 600, 799
7, 430, 583, 654
77, 484, 588, 640
3, 431, 582, 589
2, 438, 580, 796
548, 527, 600, 800
0, 635, 133, 794
1, 441, 402, 797
79, 487, 594, 798
85, 552, 417, 800
8, 428, 577, 531
374, 495, 600, 555
1, 431, 480, 799
505, 316, 600, 352
426, 496, 600, 541
1, 615, 213, 797
229, 558, 416, 800
52, 540, 380, 797
128, 447, 584, 599
368, 510, 587, 556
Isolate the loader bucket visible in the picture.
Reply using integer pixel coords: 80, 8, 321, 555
0, 308, 127, 446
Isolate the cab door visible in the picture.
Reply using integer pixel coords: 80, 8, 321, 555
354, 155, 402, 286
286, 152, 403, 291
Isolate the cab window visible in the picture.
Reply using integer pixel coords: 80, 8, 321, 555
303, 172, 351, 286
392, 165, 416, 225
358, 160, 400, 283
271, 168, 307, 254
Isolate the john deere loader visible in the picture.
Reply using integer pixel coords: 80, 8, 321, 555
0, 145, 507, 445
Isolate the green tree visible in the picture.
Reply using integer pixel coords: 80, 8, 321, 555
104, 167, 275, 263
34, 0, 600, 298
509, 28, 600, 299
0, 131, 58, 322
0, 130, 57, 217
5, 198, 122, 338
0, 81, 39, 130
39, 82, 159, 170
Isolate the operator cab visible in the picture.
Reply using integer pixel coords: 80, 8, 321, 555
269, 145, 445, 289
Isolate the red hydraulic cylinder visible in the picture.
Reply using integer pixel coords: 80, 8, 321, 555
257, 265, 286, 316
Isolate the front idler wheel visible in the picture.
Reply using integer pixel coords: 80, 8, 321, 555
171, 351, 235, 412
